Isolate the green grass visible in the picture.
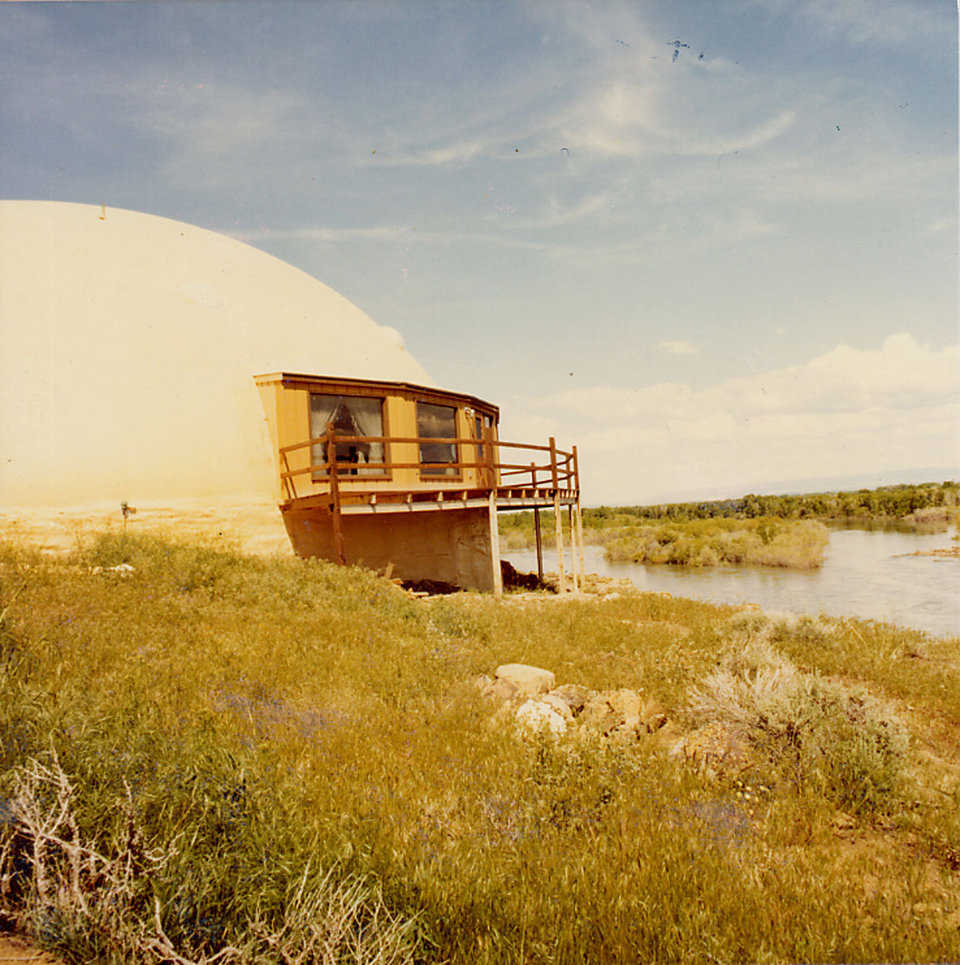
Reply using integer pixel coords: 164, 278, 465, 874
502, 516, 830, 568
600, 517, 830, 568
2, 532, 960, 963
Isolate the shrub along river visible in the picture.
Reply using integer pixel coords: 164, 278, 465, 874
504, 526, 959, 638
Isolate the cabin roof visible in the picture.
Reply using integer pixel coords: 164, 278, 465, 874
254, 372, 499, 417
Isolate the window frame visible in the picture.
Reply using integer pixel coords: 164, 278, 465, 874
416, 399, 462, 480
308, 391, 391, 483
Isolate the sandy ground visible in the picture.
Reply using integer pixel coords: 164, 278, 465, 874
0, 500, 294, 558
0, 935, 60, 964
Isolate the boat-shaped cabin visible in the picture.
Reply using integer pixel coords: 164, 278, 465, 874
255, 373, 584, 594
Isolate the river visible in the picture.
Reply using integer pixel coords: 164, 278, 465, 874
503, 528, 959, 638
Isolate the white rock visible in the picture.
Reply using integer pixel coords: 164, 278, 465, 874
494, 664, 555, 697
540, 693, 574, 720
515, 699, 567, 737
489, 678, 522, 702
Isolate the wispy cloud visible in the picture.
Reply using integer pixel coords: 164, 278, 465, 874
677, 109, 797, 157
659, 340, 698, 356
137, 79, 308, 157
227, 223, 555, 253
745, 0, 949, 47
379, 138, 489, 166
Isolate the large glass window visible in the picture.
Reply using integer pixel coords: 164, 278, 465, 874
310, 394, 385, 478
417, 402, 458, 476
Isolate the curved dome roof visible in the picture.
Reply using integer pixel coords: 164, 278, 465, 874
0, 201, 432, 506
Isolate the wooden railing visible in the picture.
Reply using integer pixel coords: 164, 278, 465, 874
277, 425, 579, 503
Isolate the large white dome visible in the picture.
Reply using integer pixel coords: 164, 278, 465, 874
0, 201, 432, 507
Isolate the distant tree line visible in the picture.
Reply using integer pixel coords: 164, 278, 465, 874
582, 481, 959, 525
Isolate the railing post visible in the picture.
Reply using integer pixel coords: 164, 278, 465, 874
530, 461, 536, 493
326, 421, 346, 565
572, 445, 580, 495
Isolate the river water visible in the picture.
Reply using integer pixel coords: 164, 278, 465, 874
504, 528, 959, 639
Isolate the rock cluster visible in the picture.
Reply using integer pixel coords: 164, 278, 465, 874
477, 663, 669, 741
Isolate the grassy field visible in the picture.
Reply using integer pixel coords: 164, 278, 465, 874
2, 532, 960, 963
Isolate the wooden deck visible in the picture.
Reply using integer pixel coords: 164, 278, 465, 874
275, 426, 584, 593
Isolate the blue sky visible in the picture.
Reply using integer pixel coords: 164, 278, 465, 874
2, 0, 956, 502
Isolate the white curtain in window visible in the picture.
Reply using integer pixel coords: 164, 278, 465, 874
310, 396, 339, 473
349, 398, 384, 474
310, 395, 384, 477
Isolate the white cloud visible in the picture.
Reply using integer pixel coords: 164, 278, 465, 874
376, 138, 489, 167
141, 81, 306, 156
228, 223, 555, 253
344, 4, 797, 169
659, 340, 698, 356
502, 334, 960, 503
746, 0, 948, 47
677, 110, 796, 157
926, 217, 956, 235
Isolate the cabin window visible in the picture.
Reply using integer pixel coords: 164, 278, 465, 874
417, 402, 458, 477
310, 394, 385, 478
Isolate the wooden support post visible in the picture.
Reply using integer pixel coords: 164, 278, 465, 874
575, 500, 586, 585
549, 437, 565, 592
568, 503, 579, 593
326, 422, 346, 565
533, 506, 543, 582
572, 445, 581, 494
554, 491, 565, 593
488, 489, 503, 598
